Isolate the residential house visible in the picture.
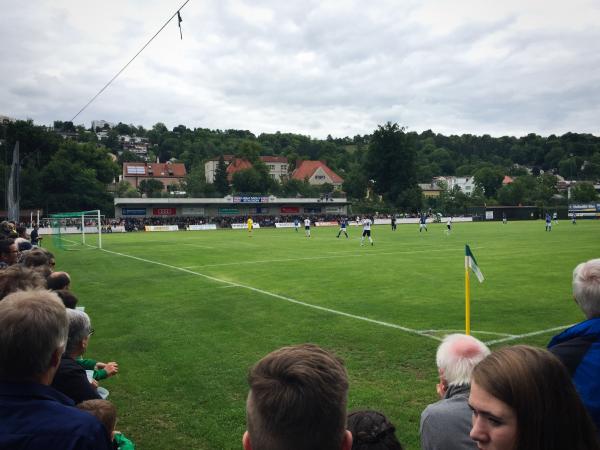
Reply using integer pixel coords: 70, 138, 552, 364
291, 160, 344, 189
205, 155, 289, 183
122, 162, 187, 190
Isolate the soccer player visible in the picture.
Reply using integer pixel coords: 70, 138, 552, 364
502, 212, 507, 224
445, 217, 452, 235
360, 217, 373, 246
553, 211, 558, 224
247, 217, 253, 236
572, 211, 577, 225
419, 213, 428, 232
391, 216, 397, 231
304, 217, 311, 237
545, 212, 552, 231
337, 218, 349, 238
294, 218, 299, 232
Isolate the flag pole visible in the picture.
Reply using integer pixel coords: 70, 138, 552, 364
465, 262, 471, 335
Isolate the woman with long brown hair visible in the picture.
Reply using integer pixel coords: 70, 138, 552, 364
469, 345, 599, 450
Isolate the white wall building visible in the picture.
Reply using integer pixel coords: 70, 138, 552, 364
435, 176, 476, 194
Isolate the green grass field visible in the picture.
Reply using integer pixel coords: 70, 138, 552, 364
48, 220, 600, 450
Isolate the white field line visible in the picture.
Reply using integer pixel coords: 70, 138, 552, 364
181, 246, 481, 269
182, 243, 214, 249
99, 248, 442, 342
419, 329, 514, 337
94, 247, 572, 346
483, 325, 574, 345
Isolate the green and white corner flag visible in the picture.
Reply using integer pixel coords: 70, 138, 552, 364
464, 244, 484, 335
465, 245, 484, 282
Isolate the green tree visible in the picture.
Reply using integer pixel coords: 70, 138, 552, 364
138, 179, 164, 197
214, 155, 230, 195
231, 168, 267, 194
115, 181, 140, 198
570, 182, 598, 203
365, 122, 418, 208
474, 166, 504, 198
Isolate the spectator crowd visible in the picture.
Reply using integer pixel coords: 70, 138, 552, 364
1, 217, 599, 450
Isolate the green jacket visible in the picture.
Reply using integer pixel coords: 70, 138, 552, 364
76, 357, 108, 380
114, 433, 135, 450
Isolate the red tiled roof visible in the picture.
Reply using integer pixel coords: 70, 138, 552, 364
260, 156, 288, 163
123, 162, 187, 178
502, 175, 514, 185
291, 161, 343, 184
226, 158, 253, 180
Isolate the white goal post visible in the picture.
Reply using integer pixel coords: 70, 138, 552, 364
49, 210, 103, 250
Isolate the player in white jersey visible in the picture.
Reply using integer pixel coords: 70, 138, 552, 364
445, 217, 452, 235
360, 217, 373, 246
304, 218, 311, 237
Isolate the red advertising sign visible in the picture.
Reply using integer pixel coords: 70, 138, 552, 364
281, 206, 300, 213
153, 207, 177, 216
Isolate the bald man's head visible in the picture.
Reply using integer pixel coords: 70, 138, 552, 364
46, 271, 71, 291
436, 334, 490, 386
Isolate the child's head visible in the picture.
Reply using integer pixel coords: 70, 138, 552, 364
77, 399, 117, 438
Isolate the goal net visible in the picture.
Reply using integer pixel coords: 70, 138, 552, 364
49, 210, 103, 250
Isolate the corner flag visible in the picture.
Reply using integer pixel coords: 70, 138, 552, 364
465, 245, 484, 335
465, 245, 484, 282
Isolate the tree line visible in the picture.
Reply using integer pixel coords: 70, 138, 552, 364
1, 119, 599, 216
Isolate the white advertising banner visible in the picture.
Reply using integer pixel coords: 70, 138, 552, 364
187, 224, 217, 231
485, 211, 494, 220
144, 225, 179, 232
231, 223, 261, 229
315, 221, 338, 227
275, 222, 296, 228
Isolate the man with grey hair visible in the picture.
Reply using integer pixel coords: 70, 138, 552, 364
0, 290, 111, 449
52, 309, 103, 404
548, 258, 600, 433
420, 333, 490, 450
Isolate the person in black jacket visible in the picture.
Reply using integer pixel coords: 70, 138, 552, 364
52, 309, 102, 404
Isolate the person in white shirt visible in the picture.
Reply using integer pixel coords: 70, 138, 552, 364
360, 218, 373, 246
304, 218, 311, 238
445, 217, 452, 235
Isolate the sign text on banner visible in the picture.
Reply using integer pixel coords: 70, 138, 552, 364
182, 207, 205, 216
153, 207, 177, 216
281, 206, 300, 213
144, 225, 179, 232
122, 208, 146, 216
219, 208, 240, 215
233, 196, 269, 203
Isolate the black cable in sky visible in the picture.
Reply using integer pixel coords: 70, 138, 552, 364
69, 0, 191, 123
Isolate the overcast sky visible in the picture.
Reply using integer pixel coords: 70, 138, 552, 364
1, 0, 599, 139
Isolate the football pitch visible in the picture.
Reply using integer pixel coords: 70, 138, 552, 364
48, 220, 600, 449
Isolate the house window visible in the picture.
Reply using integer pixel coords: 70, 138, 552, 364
315, 175, 326, 180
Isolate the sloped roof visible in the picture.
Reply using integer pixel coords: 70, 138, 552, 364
291, 161, 343, 184
226, 158, 253, 180
123, 162, 186, 177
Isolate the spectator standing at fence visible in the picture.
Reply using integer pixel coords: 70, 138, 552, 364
243, 344, 352, 450
420, 334, 490, 450
548, 258, 600, 434
0, 290, 111, 449
469, 345, 600, 450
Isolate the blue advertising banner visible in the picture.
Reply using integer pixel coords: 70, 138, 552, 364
122, 208, 146, 216
233, 196, 269, 203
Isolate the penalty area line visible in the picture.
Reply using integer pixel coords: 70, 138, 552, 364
100, 248, 441, 342
483, 324, 574, 345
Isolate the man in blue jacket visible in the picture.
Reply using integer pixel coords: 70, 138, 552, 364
0, 290, 111, 450
548, 258, 600, 434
